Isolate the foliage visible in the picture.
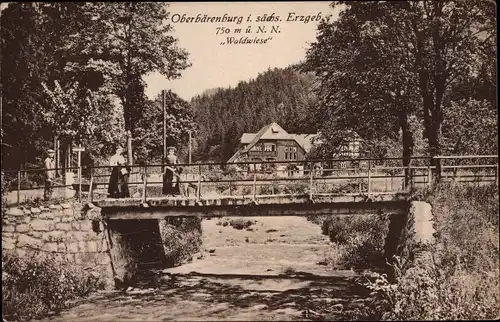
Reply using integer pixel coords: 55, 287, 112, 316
64, 3, 190, 127
1, 169, 10, 206
1, 2, 190, 169
2, 252, 105, 321
191, 66, 318, 162
159, 217, 202, 267
1, 3, 63, 170
302, 4, 419, 163
441, 99, 498, 156
316, 214, 389, 270
303, 1, 496, 175
41, 81, 104, 142
351, 183, 499, 320
133, 90, 196, 163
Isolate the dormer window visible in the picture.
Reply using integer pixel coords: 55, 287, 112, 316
271, 125, 279, 133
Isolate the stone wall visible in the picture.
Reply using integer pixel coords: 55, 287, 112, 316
2, 203, 114, 289
384, 201, 436, 279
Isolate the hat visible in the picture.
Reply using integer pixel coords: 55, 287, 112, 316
47, 149, 55, 153
167, 146, 176, 151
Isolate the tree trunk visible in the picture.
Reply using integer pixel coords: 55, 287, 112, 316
428, 120, 442, 182
399, 110, 414, 189
125, 3, 134, 166
127, 131, 133, 166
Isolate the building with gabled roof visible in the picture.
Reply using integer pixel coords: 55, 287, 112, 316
227, 122, 364, 175
227, 122, 317, 175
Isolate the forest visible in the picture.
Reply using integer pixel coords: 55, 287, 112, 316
190, 66, 319, 162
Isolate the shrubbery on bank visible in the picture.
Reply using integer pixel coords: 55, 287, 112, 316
314, 214, 390, 270
159, 217, 203, 267
2, 252, 105, 321
353, 183, 499, 320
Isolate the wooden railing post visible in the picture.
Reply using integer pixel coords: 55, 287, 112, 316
309, 163, 314, 200
252, 173, 257, 201
142, 165, 147, 204
17, 170, 21, 206
197, 164, 201, 201
78, 165, 82, 203
367, 161, 371, 198
229, 181, 232, 196
427, 163, 432, 188
89, 166, 94, 203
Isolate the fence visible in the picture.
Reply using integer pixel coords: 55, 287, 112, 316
2, 155, 498, 206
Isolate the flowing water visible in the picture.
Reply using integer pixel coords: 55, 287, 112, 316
39, 216, 370, 321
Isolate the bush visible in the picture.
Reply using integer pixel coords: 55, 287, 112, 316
354, 183, 500, 320
159, 217, 202, 267
229, 218, 254, 230
318, 215, 389, 269
2, 252, 105, 321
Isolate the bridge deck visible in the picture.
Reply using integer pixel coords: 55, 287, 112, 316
96, 193, 410, 219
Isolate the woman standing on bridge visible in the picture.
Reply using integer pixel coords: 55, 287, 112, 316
108, 145, 131, 198
162, 146, 179, 196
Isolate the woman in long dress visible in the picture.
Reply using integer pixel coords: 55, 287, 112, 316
108, 145, 130, 198
162, 147, 178, 196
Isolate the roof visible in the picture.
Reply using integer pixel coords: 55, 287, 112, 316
291, 134, 317, 153
242, 122, 296, 154
229, 127, 362, 163
240, 133, 256, 144
227, 148, 243, 163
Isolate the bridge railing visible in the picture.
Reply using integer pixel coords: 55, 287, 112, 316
2, 155, 498, 206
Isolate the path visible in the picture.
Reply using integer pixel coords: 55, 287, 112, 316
38, 216, 370, 321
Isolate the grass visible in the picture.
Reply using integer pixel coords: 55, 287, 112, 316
2, 252, 105, 321
352, 183, 500, 320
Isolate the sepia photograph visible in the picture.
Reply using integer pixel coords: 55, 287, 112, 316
1, 1, 498, 321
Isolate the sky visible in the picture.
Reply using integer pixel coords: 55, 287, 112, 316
144, 2, 340, 101
0, 2, 339, 102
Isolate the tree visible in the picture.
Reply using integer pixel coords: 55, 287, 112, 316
1, 2, 123, 169
65, 2, 191, 164
41, 80, 125, 164
191, 66, 318, 162
1, 3, 61, 170
2, 2, 191, 170
133, 90, 195, 163
302, 2, 422, 184
442, 99, 498, 156
303, 0, 496, 180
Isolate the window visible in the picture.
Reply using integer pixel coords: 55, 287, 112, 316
250, 144, 262, 151
284, 147, 297, 160
264, 143, 276, 152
